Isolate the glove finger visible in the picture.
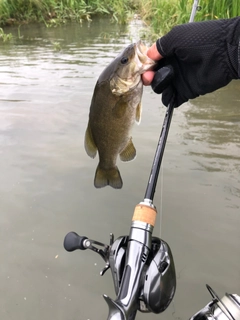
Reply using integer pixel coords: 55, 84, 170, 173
162, 86, 175, 107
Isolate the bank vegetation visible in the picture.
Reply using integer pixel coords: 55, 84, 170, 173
0, 0, 239, 34
138, 0, 240, 35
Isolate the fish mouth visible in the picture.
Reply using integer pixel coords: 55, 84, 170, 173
135, 40, 156, 72
110, 41, 156, 95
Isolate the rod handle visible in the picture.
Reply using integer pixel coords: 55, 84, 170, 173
132, 204, 157, 227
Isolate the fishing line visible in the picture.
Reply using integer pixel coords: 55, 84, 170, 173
157, 0, 201, 238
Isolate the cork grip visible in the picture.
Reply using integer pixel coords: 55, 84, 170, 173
132, 204, 157, 227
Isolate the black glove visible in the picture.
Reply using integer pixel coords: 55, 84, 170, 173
153, 17, 240, 107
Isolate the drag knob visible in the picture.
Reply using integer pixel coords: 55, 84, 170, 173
63, 232, 88, 251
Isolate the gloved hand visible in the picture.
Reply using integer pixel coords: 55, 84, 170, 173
143, 17, 240, 107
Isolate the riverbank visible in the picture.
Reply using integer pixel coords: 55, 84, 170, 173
0, 0, 239, 37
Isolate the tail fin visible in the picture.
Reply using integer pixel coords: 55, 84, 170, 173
94, 165, 123, 189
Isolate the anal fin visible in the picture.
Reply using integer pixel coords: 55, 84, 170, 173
120, 138, 136, 162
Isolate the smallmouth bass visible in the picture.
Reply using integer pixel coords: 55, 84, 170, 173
85, 41, 155, 189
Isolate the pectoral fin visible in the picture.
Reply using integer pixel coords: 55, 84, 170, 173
120, 138, 136, 162
112, 99, 128, 119
135, 102, 142, 124
84, 124, 97, 158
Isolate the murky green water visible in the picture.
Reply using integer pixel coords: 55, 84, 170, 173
0, 18, 239, 320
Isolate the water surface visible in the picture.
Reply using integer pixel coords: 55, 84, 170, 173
0, 18, 239, 320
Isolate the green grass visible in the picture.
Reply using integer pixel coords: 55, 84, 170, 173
0, 0, 239, 34
197, 0, 240, 20
0, 27, 12, 41
144, 0, 190, 34
0, 0, 136, 27
137, 0, 240, 36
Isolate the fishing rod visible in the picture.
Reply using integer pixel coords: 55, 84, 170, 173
189, 0, 201, 23
144, 66, 175, 201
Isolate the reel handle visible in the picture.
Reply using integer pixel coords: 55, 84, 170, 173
63, 232, 88, 251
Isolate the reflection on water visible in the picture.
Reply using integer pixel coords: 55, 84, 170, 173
182, 81, 240, 173
0, 18, 239, 320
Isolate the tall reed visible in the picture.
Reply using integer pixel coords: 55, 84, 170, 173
138, 0, 240, 36
0, 0, 135, 26
197, 0, 240, 20
0, 0, 239, 32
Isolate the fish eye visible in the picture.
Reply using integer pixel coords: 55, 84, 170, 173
121, 57, 128, 64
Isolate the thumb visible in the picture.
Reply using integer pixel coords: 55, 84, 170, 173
147, 43, 163, 60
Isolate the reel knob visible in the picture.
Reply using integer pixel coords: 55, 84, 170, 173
63, 232, 88, 251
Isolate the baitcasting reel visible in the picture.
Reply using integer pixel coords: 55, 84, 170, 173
63, 217, 240, 320
64, 199, 176, 319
